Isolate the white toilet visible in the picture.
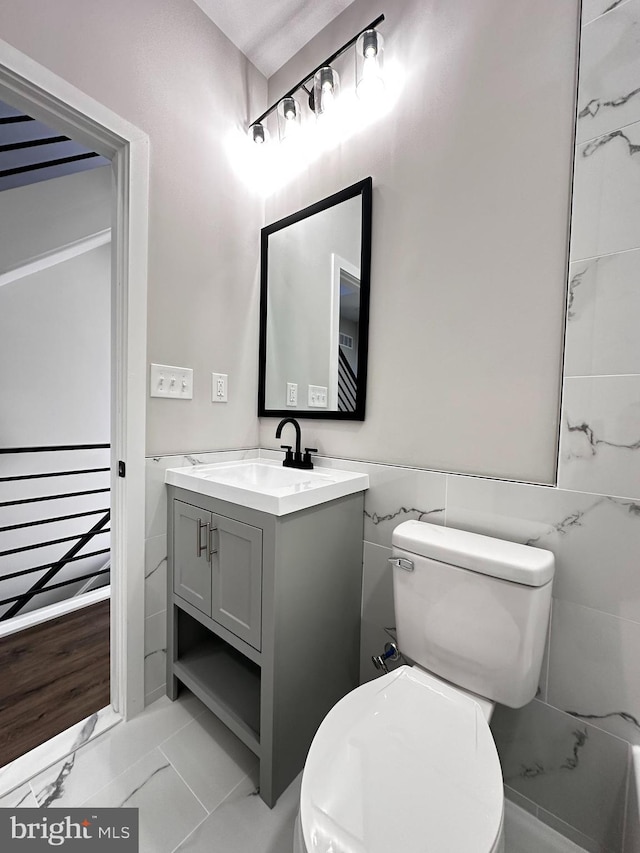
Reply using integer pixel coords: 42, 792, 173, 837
294, 520, 554, 853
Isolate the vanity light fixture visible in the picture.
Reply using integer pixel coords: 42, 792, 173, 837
277, 96, 301, 140
249, 122, 269, 144
247, 13, 385, 144
313, 66, 340, 117
356, 28, 385, 101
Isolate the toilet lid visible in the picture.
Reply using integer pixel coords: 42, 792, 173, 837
300, 665, 503, 853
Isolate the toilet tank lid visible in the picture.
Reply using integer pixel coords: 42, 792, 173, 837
392, 520, 554, 586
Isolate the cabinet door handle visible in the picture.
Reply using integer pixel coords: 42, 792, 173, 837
208, 525, 218, 558
197, 519, 210, 561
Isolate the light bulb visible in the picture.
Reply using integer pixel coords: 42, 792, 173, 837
313, 66, 340, 117
249, 122, 269, 144
277, 97, 301, 141
356, 29, 385, 102
283, 97, 297, 121
321, 81, 335, 113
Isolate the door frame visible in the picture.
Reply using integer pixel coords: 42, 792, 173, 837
0, 38, 149, 719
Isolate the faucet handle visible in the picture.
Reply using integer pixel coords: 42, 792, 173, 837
301, 447, 317, 470
280, 445, 294, 468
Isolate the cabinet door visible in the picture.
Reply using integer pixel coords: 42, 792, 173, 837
210, 514, 262, 650
173, 500, 212, 616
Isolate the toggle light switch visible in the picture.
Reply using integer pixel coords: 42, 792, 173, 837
308, 385, 328, 408
150, 364, 193, 399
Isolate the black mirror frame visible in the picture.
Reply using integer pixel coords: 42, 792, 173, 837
258, 176, 373, 421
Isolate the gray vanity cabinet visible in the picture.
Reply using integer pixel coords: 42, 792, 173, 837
173, 499, 263, 650
210, 515, 262, 651
173, 500, 212, 616
166, 485, 365, 808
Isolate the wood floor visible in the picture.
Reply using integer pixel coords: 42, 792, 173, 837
0, 599, 110, 767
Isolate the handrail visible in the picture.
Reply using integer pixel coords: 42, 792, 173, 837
0, 568, 110, 609
0, 444, 112, 621
0, 444, 109, 454
0, 547, 110, 582
0, 467, 109, 483
1, 510, 110, 620
0, 488, 109, 509
0, 151, 101, 180
0, 528, 110, 558
338, 349, 358, 412
338, 347, 357, 384
0, 508, 109, 534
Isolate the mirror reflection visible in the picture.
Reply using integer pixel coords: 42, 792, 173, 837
259, 178, 372, 420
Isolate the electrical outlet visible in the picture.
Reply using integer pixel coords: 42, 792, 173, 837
286, 382, 298, 406
150, 364, 193, 399
308, 384, 328, 408
211, 372, 228, 403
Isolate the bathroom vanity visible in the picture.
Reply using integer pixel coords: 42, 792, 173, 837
165, 459, 367, 806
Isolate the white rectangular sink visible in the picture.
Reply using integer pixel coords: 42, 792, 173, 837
165, 459, 368, 515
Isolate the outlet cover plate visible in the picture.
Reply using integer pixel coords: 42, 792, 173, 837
212, 372, 228, 403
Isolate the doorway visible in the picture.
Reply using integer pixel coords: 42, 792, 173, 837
0, 37, 149, 758
0, 100, 114, 763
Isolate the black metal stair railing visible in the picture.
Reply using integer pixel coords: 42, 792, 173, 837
338, 348, 358, 412
0, 444, 111, 621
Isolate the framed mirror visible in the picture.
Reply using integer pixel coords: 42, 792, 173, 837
258, 177, 372, 420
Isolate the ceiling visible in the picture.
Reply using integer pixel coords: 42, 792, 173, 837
0, 100, 109, 193
192, 0, 357, 78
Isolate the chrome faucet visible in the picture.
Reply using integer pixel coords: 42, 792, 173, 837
275, 418, 316, 470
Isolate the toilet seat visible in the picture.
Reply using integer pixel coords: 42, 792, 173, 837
299, 665, 504, 853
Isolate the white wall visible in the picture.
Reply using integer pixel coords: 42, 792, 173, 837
260, 0, 579, 483
0, 167, 112, 444
0, 165, 111, 274
0, 247, 111, 446
0, 0, 267, 457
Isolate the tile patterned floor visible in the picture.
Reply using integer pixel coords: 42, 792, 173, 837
0, 690, 587, 853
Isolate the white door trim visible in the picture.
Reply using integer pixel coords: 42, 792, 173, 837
0, 38, 149, 720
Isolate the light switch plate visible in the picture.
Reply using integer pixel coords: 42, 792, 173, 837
212, 372, 228, 403
308, 385, 328, 408
286, 382, 298, 406
150, 363, 193, 399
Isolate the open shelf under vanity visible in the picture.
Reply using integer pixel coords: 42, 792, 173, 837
173, 605, 261, 755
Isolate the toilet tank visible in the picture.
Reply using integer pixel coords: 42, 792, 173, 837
391, 520, 554, 708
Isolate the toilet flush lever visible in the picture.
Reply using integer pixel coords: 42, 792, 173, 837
388, 557, 414, 572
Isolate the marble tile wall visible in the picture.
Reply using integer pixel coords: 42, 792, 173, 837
142, 1, 640, 850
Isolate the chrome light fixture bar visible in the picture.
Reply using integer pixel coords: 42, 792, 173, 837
248, 13, 385, 143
